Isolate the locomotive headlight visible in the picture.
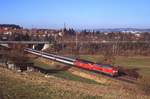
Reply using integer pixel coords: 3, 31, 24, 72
113, 70, 118, 73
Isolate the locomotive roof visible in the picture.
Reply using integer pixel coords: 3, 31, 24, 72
77, 59, 114, 68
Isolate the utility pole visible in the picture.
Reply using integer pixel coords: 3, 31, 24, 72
75, 31, 78, 56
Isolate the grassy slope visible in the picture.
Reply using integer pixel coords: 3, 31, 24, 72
0, 68, 101, 99
0, 67, 149, 99
51, 71, 100, 84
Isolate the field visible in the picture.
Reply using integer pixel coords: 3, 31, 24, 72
115, 56, 150, 76
0, 55, 150, 99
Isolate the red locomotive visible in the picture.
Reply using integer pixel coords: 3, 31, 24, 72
74, 59, 118, 76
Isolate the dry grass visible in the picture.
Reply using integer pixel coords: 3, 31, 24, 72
68, 68, 110, 84
0, 67, 150, 99
0, 67, 102, 99
138, 76, 150, 95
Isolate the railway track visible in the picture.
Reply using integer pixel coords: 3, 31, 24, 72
116, 76, 138, 84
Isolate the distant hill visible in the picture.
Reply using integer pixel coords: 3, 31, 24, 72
77, 28, 150, 33
0, 24, 22, 29
95, 28, 150, 33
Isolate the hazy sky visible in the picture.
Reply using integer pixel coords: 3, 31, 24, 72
0, 0, 150, 29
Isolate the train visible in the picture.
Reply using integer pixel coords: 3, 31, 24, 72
25, 48, 119, 77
